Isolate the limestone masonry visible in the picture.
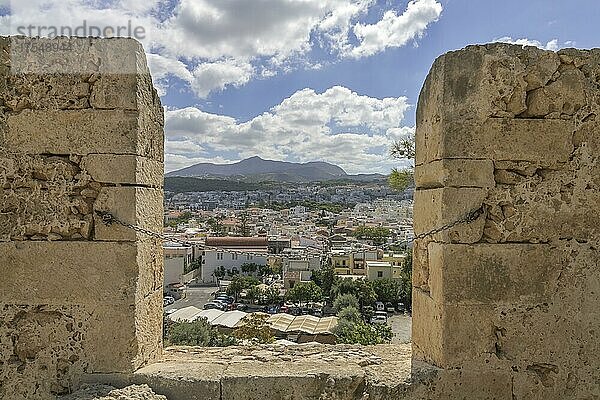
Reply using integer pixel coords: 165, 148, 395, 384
0, 37, 164, 399
0, 38, 598, 399
413, 43, 600, 399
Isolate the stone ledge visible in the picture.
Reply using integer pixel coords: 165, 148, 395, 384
76, 344, 524, 400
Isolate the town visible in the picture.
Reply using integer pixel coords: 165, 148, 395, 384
162, 187, 414, 346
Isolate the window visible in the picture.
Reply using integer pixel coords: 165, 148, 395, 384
232, 254, 238, 260
377, 271, 383, 278
217, 253, 223, 260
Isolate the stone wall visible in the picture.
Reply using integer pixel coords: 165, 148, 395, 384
413, 44, 600, 399
2, 38, 598, 400
0, 37, 164, 399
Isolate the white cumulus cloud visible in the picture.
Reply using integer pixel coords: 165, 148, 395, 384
164, 86, 412, 174
349, 0, 443, 58
494, 36, 564, 51
0, 0, 444, 98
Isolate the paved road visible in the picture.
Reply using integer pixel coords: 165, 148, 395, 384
389, 314, 412, 343
165, 286, 217, 312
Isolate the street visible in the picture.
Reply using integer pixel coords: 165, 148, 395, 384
165, 286, 217, 313
388, 314, 412, 343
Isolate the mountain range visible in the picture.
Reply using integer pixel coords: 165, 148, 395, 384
166, 156, 385, 182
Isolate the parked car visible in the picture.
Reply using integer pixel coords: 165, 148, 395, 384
204, 302, 224, 310
236, 303, 248, 311
397, 302, 406, 313
309, 308, 323, 317
370, 311, 388, 324
385, 302, 395, 313
164, 296, 175, 305
375, 301, 385, 311
370, 315, 387, 324
216, 296, 234, 304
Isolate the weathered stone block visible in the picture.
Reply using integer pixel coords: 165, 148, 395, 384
427, 368, 514, 400
413, 187, 487, 243
0, 153, 98, 241
0, 303, 91, 398
0, 241, 160, 305
133, 361, 226, 400
483, 163, 600, 243
512, 365, 600, 400
411, 289, 443, 365
412, 289, 497, 369
81, 155, 163, 187
427, 243, 564, 305
221, 361, 365, 400
9, 37, 144, 76
441, 118, 574, 164
415, 159, 495, 189
84, 292, 161, 373
5, 109, 162, 159
93, 187, 163, 242
412, 239, 431, 291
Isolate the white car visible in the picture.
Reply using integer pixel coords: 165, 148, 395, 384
163, 296, 175, 306
370, 315, 387, 324
370, 311, 388, 324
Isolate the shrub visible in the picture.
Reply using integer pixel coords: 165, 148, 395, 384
337, 306, 361, 323
333, 293, 359, 313
234, 313, 274, 344
167, 318, 237, 347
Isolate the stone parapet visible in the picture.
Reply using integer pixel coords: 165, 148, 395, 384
413, 43, 600, 399
0, 36, 164, 399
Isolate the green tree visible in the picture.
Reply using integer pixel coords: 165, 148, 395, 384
258, 264, 272, 277
167, 318, 237, 347
352, 226, 391, 245
236, 212, 251, 237
333, 319, 392, 345
207, 216, 227, 236
213, 266, 226, 280
337, 306, 361, 323
371, 278, 401, 304
241, 263, 258, 274
388, 134, 415, 192
398, 250, 412, 311
165, 211, 193, 228
332, 278, 376, 310
286, 281, 323, 307
263, 286, 281, 305
333, 293, 359, 313
227, 276, 260, 302
311, 264, 337, 298
388, 168, 414, 192
234, 313, 274, 344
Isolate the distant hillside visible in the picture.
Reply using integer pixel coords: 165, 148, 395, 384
166, 156, 385, 182
164, 177, 265, 194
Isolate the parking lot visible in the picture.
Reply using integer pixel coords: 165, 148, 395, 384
388, 314, 412, 343
166, 286, 412, 343
165, 286, 217, 313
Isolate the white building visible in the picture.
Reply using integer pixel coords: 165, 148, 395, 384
281, 247, 322, 289
201, 237, 269, 284
163, 242, 194, 287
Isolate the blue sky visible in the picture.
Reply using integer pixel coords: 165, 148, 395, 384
2, 0, 599, 173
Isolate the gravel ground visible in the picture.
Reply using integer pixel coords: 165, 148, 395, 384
60, 385, 166, 400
